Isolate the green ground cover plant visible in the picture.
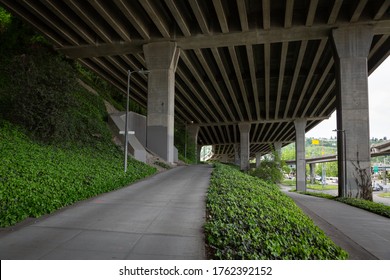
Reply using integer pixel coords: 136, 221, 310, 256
294, 189, 390, 218
205, 163, 348, 260
0, 16, 159, 228
281, 179, 296, 186
307, 184, 338, 190
296, 191, 336, 200
0, 121, 156, 227
334, 197, 390, 219
379, 193, 390, 198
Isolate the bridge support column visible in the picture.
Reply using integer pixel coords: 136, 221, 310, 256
274, 142, 282, 159
295, 119, 307, 192
239, 123, 251, 171
332, 26, 373, 199
188, 124, 199, 162
221, 154, 229, 163
234, 144, 240, 166
310, 163, 316, 184
143, 42, 180, 163
255, 153, 261, 168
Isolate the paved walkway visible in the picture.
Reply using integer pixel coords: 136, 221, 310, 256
284, 189, 390, 260
0, 165, 213, 260
2, 165, 389, 260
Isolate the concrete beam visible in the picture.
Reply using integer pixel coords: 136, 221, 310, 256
144, 41, 180, 163
332, 26, 373, 199
58, 20, 390, 59
197, 116, 328, 127
294, 119, 307, 192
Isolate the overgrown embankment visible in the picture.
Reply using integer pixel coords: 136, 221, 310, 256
0, 121, 156, 227
0, 13, 156, 227
0, 52, 157, 227
205, 163, 348, 260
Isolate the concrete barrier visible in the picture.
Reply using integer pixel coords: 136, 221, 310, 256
108, 112, 147, 163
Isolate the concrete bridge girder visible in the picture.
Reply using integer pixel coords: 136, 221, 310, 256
1, 1, 389, 195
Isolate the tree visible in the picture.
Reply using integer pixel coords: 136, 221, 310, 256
250, 151, 285, 183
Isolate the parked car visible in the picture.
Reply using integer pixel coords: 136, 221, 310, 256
372, 182, 383, 191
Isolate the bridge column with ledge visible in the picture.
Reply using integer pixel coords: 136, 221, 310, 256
143, 42, 180, 163
294, 119, 307, 192
238, 123, 251, 171
332, 26, 373, 198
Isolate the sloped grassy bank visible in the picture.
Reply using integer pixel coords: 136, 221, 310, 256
0, 121, 156, 227
205, 163, 348, 260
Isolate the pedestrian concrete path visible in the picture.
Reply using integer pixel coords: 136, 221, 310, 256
0, 165, 213, 260
284, 190, 390, 260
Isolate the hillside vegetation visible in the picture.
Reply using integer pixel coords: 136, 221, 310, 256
0, 12, 156, 227
0, 121, 156, 227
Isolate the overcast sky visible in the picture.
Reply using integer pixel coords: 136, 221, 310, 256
306, 56, 390, 139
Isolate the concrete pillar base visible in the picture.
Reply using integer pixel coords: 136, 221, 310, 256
332, 26, 373, 199
234, 143, 240, 166
239, 123, 251, 171
143, 42, 180, 163
255, 153, 261, 168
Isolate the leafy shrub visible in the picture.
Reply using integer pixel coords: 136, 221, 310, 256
0, 6, 11, 33
0, 121, 156, 227
1, 49, 79, 143
205, 163, 348, 260
249, 152, 284, 183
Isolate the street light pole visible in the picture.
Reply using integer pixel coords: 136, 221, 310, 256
184, 122, 187, 162
333, 129, 346, 196
124, 69, 149, 172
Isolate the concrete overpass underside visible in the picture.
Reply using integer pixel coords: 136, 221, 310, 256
1, 0, 389, 196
